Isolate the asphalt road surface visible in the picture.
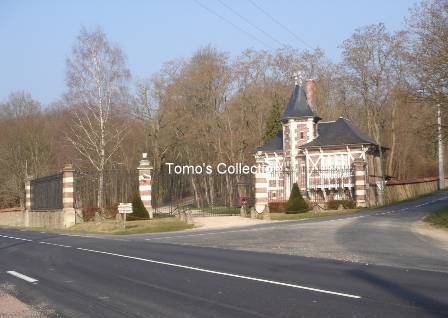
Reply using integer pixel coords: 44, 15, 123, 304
1, 192, 448, 317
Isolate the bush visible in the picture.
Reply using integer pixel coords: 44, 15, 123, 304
127, 192, 149, 221
285, 183, 308, 214
326, 199, 356, 210
82, 207, 99, 221
268, 202, 287, 213
104, 203, 119, 219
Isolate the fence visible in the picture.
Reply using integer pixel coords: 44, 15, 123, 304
151, 168, 253, 217
74, 169, 138, 211
30, 173, 63, 210
266, 167, 356, 204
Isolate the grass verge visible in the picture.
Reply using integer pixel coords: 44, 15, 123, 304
271, 209, 360, 221
0, 218, 193, 235
425, 209, 448, 229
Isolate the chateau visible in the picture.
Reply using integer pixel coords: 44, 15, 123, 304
254, 78, 383, 212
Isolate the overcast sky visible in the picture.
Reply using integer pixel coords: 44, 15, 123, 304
0, 0, 416, 105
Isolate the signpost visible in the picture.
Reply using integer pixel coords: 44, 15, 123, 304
118, 203, 133, 229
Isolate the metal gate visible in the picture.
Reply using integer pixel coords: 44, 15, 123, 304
31, 173, 63, 210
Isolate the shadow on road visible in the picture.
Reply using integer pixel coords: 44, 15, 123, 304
350, 269, 448, 317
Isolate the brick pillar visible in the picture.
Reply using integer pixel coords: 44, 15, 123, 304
25, 177, 32, 212
24, 176, 33, 227
62, 164, 76, 227
138, 153, 153, 219
254, 156, 268, 214
353, 159, 367, 207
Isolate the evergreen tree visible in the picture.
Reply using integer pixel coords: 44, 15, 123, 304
127, 192, 149, 220
286, 183, 308, 213
262, 96, 283, 144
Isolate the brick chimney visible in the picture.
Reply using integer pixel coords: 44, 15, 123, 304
304, 79, 317, 113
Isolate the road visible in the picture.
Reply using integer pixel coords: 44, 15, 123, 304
0, 193, 448, 317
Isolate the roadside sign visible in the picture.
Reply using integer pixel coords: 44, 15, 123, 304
118, 203, 133, 230
118, 203, 133, 214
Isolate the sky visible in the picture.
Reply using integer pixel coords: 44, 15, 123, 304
0, 0, 417, 105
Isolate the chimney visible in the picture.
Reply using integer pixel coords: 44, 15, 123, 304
304, 79, 317, 113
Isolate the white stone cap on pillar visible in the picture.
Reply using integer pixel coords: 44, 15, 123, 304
138, 153, 152, 170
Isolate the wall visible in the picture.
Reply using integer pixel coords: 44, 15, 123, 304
0, 210, 25, 227
384, 177, 444, 203
0, 210, 76, 228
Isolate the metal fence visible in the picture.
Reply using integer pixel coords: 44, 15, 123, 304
74, 169, 138, 210
266, 167, 355, 203
31, 173, 63, 211
151, 168, 253, 217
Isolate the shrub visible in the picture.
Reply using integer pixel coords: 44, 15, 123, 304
82, 207, 99, 221
285, 183, 308, 214
268, 201, 287, 213
104, 203, 119, 219
326, 199, 356, 210
127, 192, 149, 221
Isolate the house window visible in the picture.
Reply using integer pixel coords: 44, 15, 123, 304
269, 180, 276, 187
321, 154, 350, 169
300, 131, 304, 139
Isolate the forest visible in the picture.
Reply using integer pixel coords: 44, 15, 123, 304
0, 0, 446, 209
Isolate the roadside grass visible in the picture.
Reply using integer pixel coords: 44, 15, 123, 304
271, 209, 360, 221
425, 208, 448, 229
199, 206, 240, 215
0, 218, 193, 235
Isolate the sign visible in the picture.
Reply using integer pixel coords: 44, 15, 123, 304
118, 203, 133, 214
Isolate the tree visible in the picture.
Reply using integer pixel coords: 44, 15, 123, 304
0, 92, 56, 208
262, 94, 283, 143
408, 0, 448, 109
65, 27, 131, 210
286, 183, 308, 213
128, 192, 149, 220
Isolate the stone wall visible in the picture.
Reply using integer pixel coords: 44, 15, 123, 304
0, 210, 76, 228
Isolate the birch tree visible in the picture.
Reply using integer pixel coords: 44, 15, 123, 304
66, 27, 130, 210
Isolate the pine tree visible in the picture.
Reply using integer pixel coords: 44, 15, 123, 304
262, 96, 283, 144
286, 183, 308, 213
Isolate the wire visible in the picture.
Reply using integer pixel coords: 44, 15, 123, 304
216, 0, 286, 48
193, 0, 274, 50
248, 0, 314, 50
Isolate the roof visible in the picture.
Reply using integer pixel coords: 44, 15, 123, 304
302, 117, 376, 148
257, 131, 283, 152
279, 84, 317, 121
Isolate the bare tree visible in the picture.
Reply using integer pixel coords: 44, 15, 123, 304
65, 27, 130, 210
0, 92, 55, 207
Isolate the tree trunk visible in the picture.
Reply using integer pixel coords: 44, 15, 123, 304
98, 169, 104, 210
387, 99, 397, 176
191, 176, 200, 208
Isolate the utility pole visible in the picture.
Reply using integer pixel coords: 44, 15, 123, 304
438, 104, 445, 189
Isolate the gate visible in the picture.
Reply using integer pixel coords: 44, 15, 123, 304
151, 167, 254, 217
31, 173, 63, 210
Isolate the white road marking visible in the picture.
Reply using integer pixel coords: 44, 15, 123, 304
6, 271, 38, 283
39, 241, 71, 248
75, 247, 361, 299
0, 234, 32, 241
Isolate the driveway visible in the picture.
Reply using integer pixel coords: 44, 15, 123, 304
142, 191, 448, 272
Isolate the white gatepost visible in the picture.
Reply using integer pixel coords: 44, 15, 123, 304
254, 153, 268, 213
138, 153, 153, 219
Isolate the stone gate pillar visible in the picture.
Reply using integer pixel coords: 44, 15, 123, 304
254, 154, 268, 214
24, 176, 33, 227
62, 163, 76, 227
138, 153, 153, 219
353, 159, 367, 207
25, 177, 32, 212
